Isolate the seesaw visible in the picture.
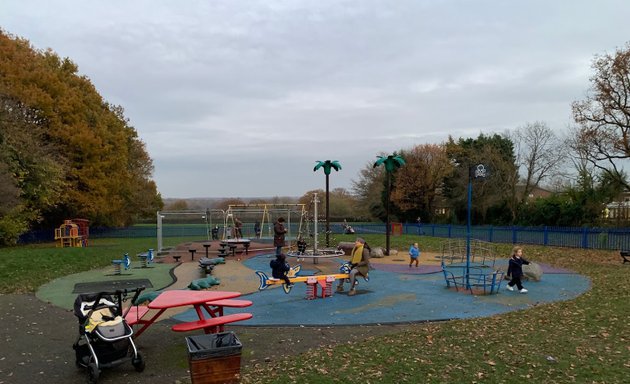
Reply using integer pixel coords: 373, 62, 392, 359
255, 263, 361, 295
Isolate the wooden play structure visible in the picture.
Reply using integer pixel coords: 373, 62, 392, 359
54, 219, 89, 248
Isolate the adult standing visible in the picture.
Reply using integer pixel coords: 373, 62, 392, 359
234, 217, 243, 239
273, 217, 287, 256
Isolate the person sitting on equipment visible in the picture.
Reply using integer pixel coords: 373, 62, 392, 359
254, 221, 261, 238
270, 253, 293, 288
296, 237, 307, 255
337, 237, 370, 296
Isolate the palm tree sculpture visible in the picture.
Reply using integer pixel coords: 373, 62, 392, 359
373, 154, 405, 255
314, 160, 342, 247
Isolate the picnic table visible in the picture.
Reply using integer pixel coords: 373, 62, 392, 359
126, 290, 252, 337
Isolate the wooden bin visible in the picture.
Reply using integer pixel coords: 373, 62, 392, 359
186, 332, 242, 384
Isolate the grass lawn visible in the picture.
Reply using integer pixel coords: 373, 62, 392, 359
1, 235, 628, 383
0, 236, 199, 294
240, 236, 630, 383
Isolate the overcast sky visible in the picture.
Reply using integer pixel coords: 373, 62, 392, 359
2, 1, 630, 198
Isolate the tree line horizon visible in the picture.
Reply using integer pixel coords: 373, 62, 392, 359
2, 30, 629, 245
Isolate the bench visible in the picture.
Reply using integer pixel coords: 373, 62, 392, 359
206, 299, 253, 308
621, 251, 630, 264
206, 299, 253, 316
124, 306, 150, 326
171, 312, 253, 333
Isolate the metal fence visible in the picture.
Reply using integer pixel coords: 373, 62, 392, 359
18, 223, 630, 251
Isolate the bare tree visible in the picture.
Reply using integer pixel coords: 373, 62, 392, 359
572, 43, 630, 190
510, 121, 567, 202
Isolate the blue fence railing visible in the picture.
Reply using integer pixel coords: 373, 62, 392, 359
18, 223, 630, 251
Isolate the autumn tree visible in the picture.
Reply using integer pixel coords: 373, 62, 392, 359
298, 188, 357, 222
572, 42, 630, 190
391, 143, 453, 223
0, 93, 65, 243
351, 160, 386, 221
327, 188, 358, 221
0, 30, 162, 241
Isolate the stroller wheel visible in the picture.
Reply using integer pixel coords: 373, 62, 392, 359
87, 362, 100, 384
132, 352, 145, 372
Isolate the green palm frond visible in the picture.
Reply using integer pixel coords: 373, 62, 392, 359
373, 155, 405, 172
313, 161, 325, 172
314, 160, 342, 175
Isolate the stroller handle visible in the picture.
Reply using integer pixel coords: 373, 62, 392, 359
84, 287, 146, 318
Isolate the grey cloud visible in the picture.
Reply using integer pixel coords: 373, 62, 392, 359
3, 0, 630, 197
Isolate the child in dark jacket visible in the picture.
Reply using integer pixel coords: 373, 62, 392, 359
270, 253, 293, 287
506, 246, 530, 293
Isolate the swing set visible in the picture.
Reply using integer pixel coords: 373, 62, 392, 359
225, 203, 307, 242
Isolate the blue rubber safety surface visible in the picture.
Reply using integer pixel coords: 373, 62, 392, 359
172, 254, 591, 326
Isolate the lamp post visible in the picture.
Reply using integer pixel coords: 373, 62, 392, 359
466, 164, 487, 289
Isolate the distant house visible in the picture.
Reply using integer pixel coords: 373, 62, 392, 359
605, 191, 630, 221
516, 184, 553, 201
433, 194, 451, 218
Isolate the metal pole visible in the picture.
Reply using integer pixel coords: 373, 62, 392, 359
204, 209, 210, 241
286, 208, 291, 249
157, 211, 163, 252
313, 193, 319, 252
325, 174, 330, 247
386, 173, 391, 255
466, 169, 472, 289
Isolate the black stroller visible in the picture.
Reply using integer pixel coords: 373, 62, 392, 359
72, 288, 145, 383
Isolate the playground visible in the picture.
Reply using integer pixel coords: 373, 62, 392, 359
0, 236, 599, 384
37, 239, 590, 327
12, 208, 594, 383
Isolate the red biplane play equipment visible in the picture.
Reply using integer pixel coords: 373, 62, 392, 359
55, 218, 89, 247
